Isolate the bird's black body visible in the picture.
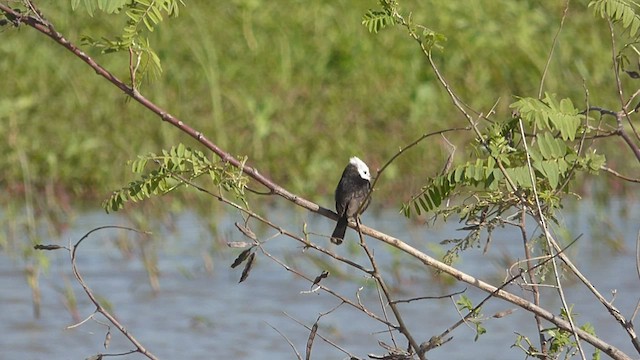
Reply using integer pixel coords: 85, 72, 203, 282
331, 157, 371, 244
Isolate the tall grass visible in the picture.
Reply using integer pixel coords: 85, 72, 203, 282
0, 0, 627, 208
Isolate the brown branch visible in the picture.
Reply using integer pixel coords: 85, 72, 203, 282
637, 229, 640, 283
263, 321, 303, 360
0, 3, 326, 217
607, 19, 640, 164
390, 6, 638, 357
166, 171, 373, 274
390, 288, 467, 305
518, 208, 547, 358
423, 236, 578, 356
518, 118, 587, 360
38, 225, 158, 360
600, 165, 640, 183
356, 219, 422, 359
256, 242, 398, 329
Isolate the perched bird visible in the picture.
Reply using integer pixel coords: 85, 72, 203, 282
331, 156, 372, 244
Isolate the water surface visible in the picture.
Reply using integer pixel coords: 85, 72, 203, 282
1, 199, 639, 359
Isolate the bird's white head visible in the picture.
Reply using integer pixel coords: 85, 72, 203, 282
350, 156, 371, 181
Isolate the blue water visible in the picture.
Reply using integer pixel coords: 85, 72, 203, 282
1, 198, 639, 359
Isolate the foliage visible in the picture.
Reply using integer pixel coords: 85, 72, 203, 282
361, 0, 397, 34
589, 0, 640, 37
362, 0, 446, 51
456, 295, 487, 341
0, 0, 632, 211
514, 306, 600, 359
400, 93, 607, 264
72, 0, 184, 86
103, 143, 248, 213
403, 93, 604, 213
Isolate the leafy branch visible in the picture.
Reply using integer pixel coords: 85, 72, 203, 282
363, 0, 637, 359
103, 143, 248, 213
403, 93, 605, 221
590, 0, 640, 37
72, 0, 184, 86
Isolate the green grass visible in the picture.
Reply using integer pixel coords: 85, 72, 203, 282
0, 0, 632, 210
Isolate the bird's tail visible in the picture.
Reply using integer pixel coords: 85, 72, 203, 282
331, 217, 348, 245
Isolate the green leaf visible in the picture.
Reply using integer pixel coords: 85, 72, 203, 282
429, 186, 441, 208
413, 199, 422, 216
511, 94, 582, 140
362, 9, 396, 33
505, 166, 533, 189
540, 160, 560, 189
590, 0, 640, 36
456, 295, 474, 311
418, 195, 429, 213
537, 132, 567, 159
474, 323, 487, 341
423, 29, 447, 51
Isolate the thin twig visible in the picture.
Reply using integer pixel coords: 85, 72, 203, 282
518, 208, 547, 357
607, 19, 640, 163
256, 241, 397, 329
636, 228, 640, 283
517, 118, 587, 360
600, 165, 640, 183
264, 321, 303, 360
390, 288, 466, 305
69, 226, 157, 360
356, 218, 423, 359
538, 0, 570, 99
426, 237, 578, 356
282, 311, 358, 359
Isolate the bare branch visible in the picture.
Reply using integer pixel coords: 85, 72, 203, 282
517, 118, 587, 360
283, 311, 358, 359
33, 226, 158, 360
356, 219, 421, 359
601, 165, 640, 183
538, 0, 570, 99
264, 321, 303, 360
390, 288, 467, 305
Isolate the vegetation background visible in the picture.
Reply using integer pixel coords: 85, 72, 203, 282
1, 0, 633, 215
2, 1, 640, 359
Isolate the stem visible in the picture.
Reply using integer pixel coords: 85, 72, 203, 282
70, 226, 158, 360
356, 219, 423, 359
518, 209, 547, 358
517, 119, 587, 360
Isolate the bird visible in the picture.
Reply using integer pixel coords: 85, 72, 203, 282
331, 156, 372, 244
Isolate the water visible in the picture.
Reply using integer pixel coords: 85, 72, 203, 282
1, 199, 639, 360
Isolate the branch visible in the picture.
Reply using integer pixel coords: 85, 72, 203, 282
538, 0, 570, 99
600, 165, 640, 183
607, 19, 640, 163
36, 226, 157, 360
517, 118, 587, 360
356, 220, 422, 359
